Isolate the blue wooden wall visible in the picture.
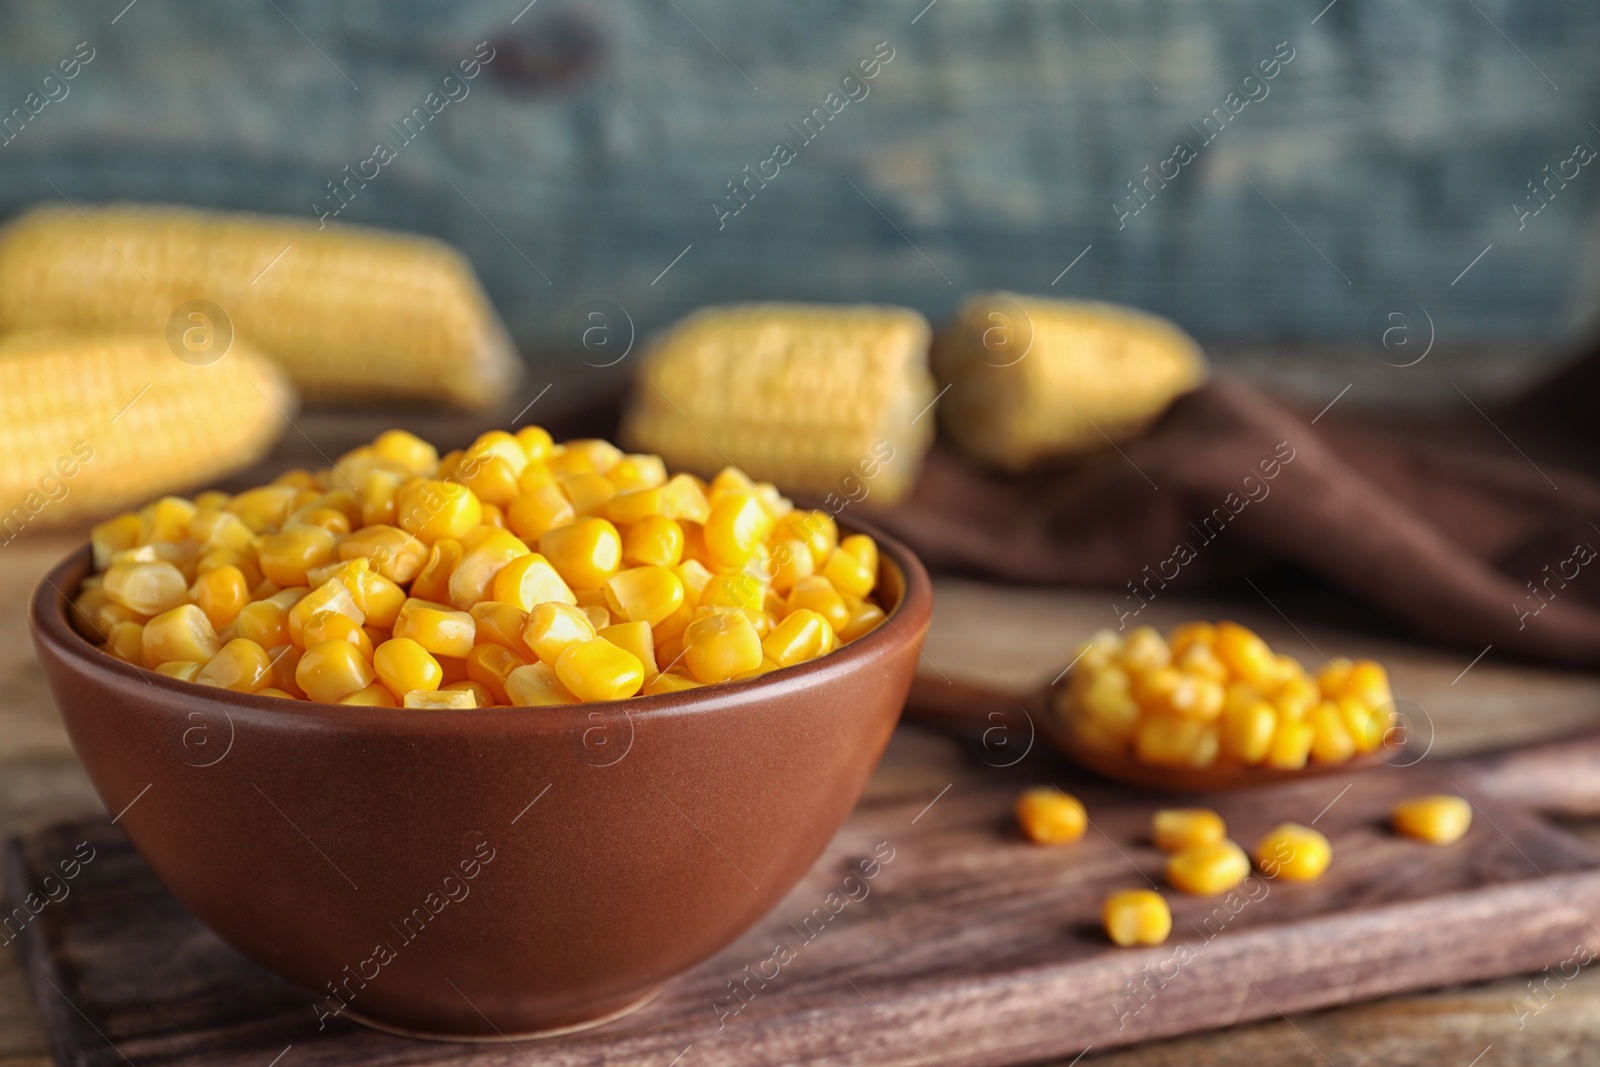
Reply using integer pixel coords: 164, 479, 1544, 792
0, 0, 1596, 359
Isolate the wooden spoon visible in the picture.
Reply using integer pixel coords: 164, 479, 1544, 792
904, 673, 1395, 792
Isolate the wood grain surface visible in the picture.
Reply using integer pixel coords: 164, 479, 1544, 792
13, 724, 1600, 1067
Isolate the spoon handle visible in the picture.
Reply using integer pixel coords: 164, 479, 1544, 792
903, 674, 1040, 739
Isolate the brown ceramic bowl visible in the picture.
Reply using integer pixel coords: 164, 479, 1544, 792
30, 519, 931, 1040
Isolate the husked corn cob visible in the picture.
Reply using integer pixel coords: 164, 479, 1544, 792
0, 332, 292, 529
622, 303, 935, 504
0, 203, 519, 408
932, 294, 1207, 471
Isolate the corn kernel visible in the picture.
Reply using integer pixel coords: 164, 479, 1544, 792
1221, 698, 1277, 764
1015, 787, 1087, 844
489, 552, 574, 612
236, 600, 291, 649
762, 609, 832, 668
1255, 823, 1331, 881
446, 528, 531, 609
504, 662, 580, 706
91, 513, 142, 569
507, 482, 576, 541
622, 515, 685, 568
470, 601, 533, 652
296, 639, 375, 703
192, 565, 250, 628
556, 637, 645, 702
373, 637, 444, 698
703, 493, 769, 568
258, 524, 338, 587
103, 561, 189, 615
1214, 622, 1276, 686
142, 605, 221, 667
839, 599, 885, 641
1166, 839, 1250, 895
265, 644, 305, 697
1136, 714, 1218, 767
155, 660, 203, 682
105, 620, 146, 665
539, 517, 622, 590
466, 642, 528, 702
522, 601, 597, 662
643, 670, 703, 695
597, 621, 655, 680
1103, 890, 1171, 946
362, 575, 407, 629
339, 525, 427, 584
287, 579, 364, 647
301, 612, 374, 658
409, 538, 463, 604
405, 689, 478, 710
1392, 795, 1472, 845
194, 638, 273, 692
602, 565, 686, 627
821, 546, 875, 600
683, 610, 763, 683
1317, 657, 1355, 700
1152, 809, 1226, 852
1265, 717, 1315, 770
391, 599, 475, 659
1309, 700, 1356, 765
785, 575, 850, 633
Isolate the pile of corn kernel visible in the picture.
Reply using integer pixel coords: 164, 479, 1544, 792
70, 428, 887, 708
1058, 622, 1394, 769
1014, 788, 1473, 947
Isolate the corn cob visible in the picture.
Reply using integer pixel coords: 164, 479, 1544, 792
932, 294, 1207, 471
0, 203, 519, 409
621, 303, 935, 504
0, 332, 293, 530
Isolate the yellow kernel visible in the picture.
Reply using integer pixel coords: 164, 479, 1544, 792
522, 601, 597, 663
1221, 698, 1277, 764
1135, 715, 1218, 767
443, 679, 496, 707
555, 637, 645, 702
839, 599, 885, 642
1392, 795, 1472, 845
287, 579, 364, 647
371, 428, 439, 473
504, 661, 581, 706
1309, 700, 1356, 765
603, 565, 686, 626
1103, 890, 1172, 947
90, 513, 142, 569
785, 575, 850, 633
338, 683, 398, 707
1166, 840, 1251, 895
339, 525, 428, 584
682, 610, 763, 683
1168, 621, 1216, 659
373, 637, 444, 698
539, 517, 622, 590
295, 640, 376, 703
701, 571, 764, 613
236, 600, 291, 649
301, 612, 374, 658
447, 528, 531, 609
362, 575, 407, 630
396, 479, 483, 543
404, 689, 478, 710
1317, 657, 1355, 700
466, 642, 528, 703
257, 524, 339, 587
507, 482, 576, 541
703, 493, 770, 568
1255, 823, 1332, 881
404, 537, 460, 604
821, 546, 875, 600
141, 605, 221, 667
154, 660, 203, 682
195, 638, 273, 692
1214, 622, 1276, 685
103, 560, 189, 615
470, 601, 533, 652
643, 670, 703, 696
1264, 717, 1315, 770
762, 609, 832, 668
558, 472, 617, 516
191, 565, 250, 629
491, 552, 575, 612
621, 515, 685, 568
105, 620, 146, 665
1015, 787, 1087, 845
1152, 809, 1226, 852
597, 621, 655, 681
392, 599, 476, 659
608, 453, 668, 492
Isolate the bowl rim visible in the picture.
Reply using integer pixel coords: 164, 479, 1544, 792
30, 512, 933, 733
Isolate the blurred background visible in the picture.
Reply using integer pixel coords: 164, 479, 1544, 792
3, 0, 1599, 408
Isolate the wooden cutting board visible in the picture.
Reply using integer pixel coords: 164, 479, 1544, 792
10, 726, 1600, 1067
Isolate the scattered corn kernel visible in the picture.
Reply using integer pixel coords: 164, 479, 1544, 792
1015, 787, 1087, 845
1254, 823, 1332, 881
1103, 890, 1172, 947
1166, 839, 1251, 895
1152, 809, 1226, 852
1392, 795, 1472, 845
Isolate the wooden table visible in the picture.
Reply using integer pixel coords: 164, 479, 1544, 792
3, 394, 1599, 1066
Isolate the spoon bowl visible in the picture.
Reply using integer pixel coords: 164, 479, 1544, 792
905, 674, 1392, 792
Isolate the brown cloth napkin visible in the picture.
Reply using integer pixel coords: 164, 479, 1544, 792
865, 376, 1600, 668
